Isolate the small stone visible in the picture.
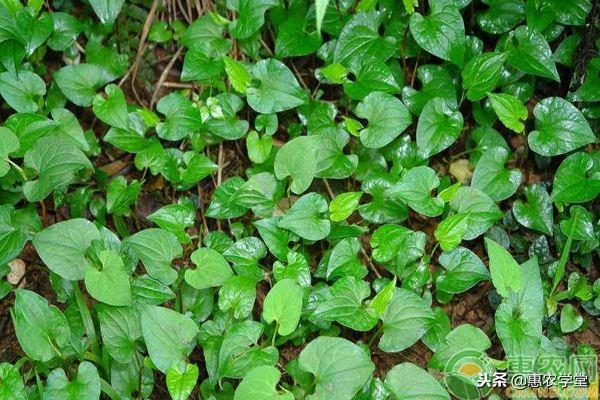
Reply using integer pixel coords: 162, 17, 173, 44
7, 259, 26, 286
449, 159, 473, 184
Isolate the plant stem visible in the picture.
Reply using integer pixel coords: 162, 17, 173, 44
430, 242, 440, 258
551, 208, 579, 295
367, 324, 383, 348
14, 356, 28, 370
100, 377, 122, 400
450, 147, 477, 160
35, 368, 44, 399
48, 338, 65, 360
271, 321, 279, 347
84, 351, 103, 366
73, 283, 101, 358
458, 90, 466, 107
6, 158, 27, 181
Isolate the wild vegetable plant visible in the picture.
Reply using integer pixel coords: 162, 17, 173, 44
0, 0, 598, 399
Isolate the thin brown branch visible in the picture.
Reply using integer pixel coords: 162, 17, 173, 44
196, 183, 209, 237
176, 0, 192, 23
130, 0, 160, 107
259, 37, 274, 57
161, 82, 195, 89
217, 142, 224, 186
361, 248, 382, 279
322, 178, 334, 199
150, 47, 184, 108
290, 60, 308, 90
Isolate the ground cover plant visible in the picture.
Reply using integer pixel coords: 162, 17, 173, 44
0, 0, 599, 399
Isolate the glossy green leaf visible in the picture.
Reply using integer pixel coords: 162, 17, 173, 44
379, 288, 434, 352
0, 71, 45, 113
262, 279, 303, 336
506, 25, 559, 81
471, 147, 521, 201
33, 218, 100, 281
449, 187, 503, 240
273, 252, 310, 289
161, 150, 217, 190
0, 363, 26, 400
435, 213, 469, 251
560, 304, 584, 333
23, 136, 92, 202
205, 177, 248, 219
324, 237, 367, 280
485, 237, 522, 297
371, 224, 427, 267
550, 152, 600, 204
422, 307, 452, 352
255, 218, 293, 261
147, 203, 196, 244
123, 229, 183, 285
234, 366, 293, 400
0, 127, 19, 177
185, 247, 232, 290
246, 131, 273, 164
166, 363, 199, 400
462, 52, 507, 101
218, 276, 257, 319
224, 56, 252, 94
428, 324, 491, 371
181, 48, 224, 82
410, 3, 466, 66
528, 97, 596, 157
278, 193, 331, 241
274, 135, 318, 194
436, 247, 490, 294
313, 277, 377, 331
333, 11, 396, 71
477, 0, 523, 34
370, 277, 396, 316
355, 92, 412, 149
276, 18, 321, 58
247, 59, 306, 114
97, 304, 141, 363
551, 0, 591, 25
181, 14, 228, 51
155, 92, 202, 141
106, 176, 141, 216
391, 166, 444, 217
512, 184, 553, 235
84, 250, 132, 306
298, 336, 375, 400
385, 363, 450, 400
343, 60, 401, 99
487, 92, 528, 133
44, 362, 100, 400
416, 98, 463, 158
140, 304, 199, 373
329, 191, 363, 222
315, 0, 329, 34
560, 205, 595, 241
89, 0, 125, 24
92, 84, 130, 129
10, 289, 70, 363
402, 65, 456, 115
53, 64, 113, 106
230, 0, 278, 39
495, 258, 543, 360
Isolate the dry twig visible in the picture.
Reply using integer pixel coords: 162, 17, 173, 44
150, 47, 184, 108
130, 0, 161, 106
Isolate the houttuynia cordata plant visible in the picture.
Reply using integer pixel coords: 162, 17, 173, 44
0, 0, 598, 399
